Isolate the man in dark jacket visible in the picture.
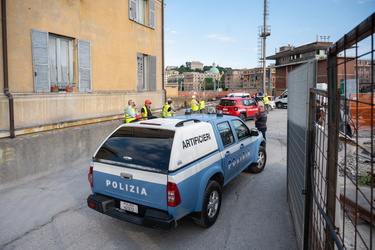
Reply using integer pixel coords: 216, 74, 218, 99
254, 106, 267, 140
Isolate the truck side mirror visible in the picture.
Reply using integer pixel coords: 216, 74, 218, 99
251, 128, 259, 136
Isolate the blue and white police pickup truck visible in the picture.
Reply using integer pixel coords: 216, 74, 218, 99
87, 112, 266, 229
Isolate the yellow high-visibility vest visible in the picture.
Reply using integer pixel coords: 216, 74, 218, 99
263, 96, 269, 104
199, 100, 205, 110
142, 105, 149, 120
191, 99, 198, 111
162, 104, 172, 118
125, 106, 136, 123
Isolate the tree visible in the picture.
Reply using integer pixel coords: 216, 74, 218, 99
204, 78, 215, 90
169, 64, 232, 75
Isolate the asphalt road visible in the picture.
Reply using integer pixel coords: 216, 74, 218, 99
0, 108, 297, 250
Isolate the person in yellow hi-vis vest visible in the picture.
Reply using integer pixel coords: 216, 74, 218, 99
141, 100, 152, 120
162, 98, 174, 118
199, 97, 205, 114
263, 94, 270, 114
190, 95, 199, 114
125, 99, 139, 123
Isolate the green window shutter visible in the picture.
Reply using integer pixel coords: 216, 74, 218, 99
78, 39, 92, 92
150, 56, 156, 91
137, 53, 143, 91
149, 1, 155, 28
129, 0, 137, 21
31, 29, 50, 93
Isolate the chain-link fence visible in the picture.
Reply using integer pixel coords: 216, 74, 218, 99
307, 13, 374, 250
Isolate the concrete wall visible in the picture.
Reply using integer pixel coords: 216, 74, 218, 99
0, 120, 123, 189
0, 91, 164, 137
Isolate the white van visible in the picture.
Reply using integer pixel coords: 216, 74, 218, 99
275, 89, 288, 108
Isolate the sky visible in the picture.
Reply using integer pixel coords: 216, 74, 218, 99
164, 0, 375, 70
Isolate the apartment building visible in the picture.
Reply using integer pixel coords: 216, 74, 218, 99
182, 71, 221, 91
242, 67, 275, 92
356, 60, 373, 86
164, 70, 179, 85
183, 72, 207, 91
165, 66, 178, 70
164, 69, 180, 97
267, 41, 367, 91
189, 61, 204, 70
224, 70, 244, 90
1, 0, 164, 138
267, 41, 332, 90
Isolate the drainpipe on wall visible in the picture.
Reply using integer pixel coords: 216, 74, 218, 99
2, 0, 15, 138
162, 0, 165, 102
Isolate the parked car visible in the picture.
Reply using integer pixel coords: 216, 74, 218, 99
87, 112, 266, 229
266, 96, 276, 110
216, 97, 259, 121
258, 95, 276, 111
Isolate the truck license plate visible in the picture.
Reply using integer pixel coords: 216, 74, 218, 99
223, 108, 228, 111
120, 201, 138, 213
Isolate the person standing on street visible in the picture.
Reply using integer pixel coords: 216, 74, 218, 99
125, 99, 139, 123
254, 106, 268, 140
141, 100, 152, 120
190, 95, 199, 114
199, 97, 205, 114
263, 94, 270, 114
162, 98, 174, 118
316, 100, 324, 125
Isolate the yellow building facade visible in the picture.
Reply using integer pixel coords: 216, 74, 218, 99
0, 0, 164, 138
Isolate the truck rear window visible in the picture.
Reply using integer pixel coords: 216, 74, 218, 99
94, 127, 175, 171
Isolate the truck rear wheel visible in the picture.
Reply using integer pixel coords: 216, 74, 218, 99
276, 102, 283, 109
193, 180, 222, 228
248, 146, 266, 173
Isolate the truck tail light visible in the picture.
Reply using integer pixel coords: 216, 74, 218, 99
88, 201, 96, 209
88, 166, 94, 187
167, 182, 181, 207
234, 107, 238, 111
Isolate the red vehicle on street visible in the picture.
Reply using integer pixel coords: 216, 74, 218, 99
216, 97, 259, 121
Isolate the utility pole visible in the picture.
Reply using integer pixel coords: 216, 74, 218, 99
259, 0, 270, 94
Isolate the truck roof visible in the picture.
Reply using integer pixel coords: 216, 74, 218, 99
130, 113, 232, 130
95, 113, 237, 172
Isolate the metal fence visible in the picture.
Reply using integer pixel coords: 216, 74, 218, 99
306, 13, 374, 250
287, 59, 317, 249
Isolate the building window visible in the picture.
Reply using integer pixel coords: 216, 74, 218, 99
49, 35, 74, 88
129, 0, 155, 28
31, 29, 92, 93
136, 53, 156, 91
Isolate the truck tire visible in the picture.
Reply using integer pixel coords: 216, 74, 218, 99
276, 102, 283, 109
193, 180, 222, 228
248, 146, 266, 173
240, 113, 246, 121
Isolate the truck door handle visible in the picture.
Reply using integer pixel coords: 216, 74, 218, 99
120, 173, 133, 180
240, 144, 244, 148
225, 151, 231, 157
